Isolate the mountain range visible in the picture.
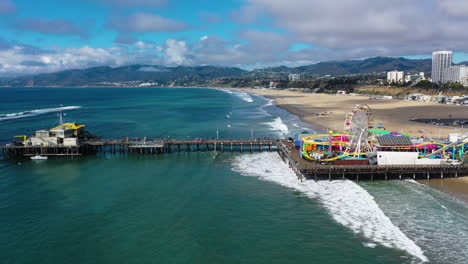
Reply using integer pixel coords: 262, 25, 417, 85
0, 57, 452, 87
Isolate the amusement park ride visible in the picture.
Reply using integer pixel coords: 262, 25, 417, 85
343, 104, 374, 156
301, 104, 468, 165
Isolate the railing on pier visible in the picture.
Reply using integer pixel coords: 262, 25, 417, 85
301, 164, 468, 181
2, 138, 467, 182
83, 139, 279, 153
0, 138, 280, 159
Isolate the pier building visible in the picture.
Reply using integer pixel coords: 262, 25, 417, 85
27, 123, 87, 147
1, 104, 467, 181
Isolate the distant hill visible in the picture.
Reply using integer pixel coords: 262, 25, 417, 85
0, 65, 246, 87
251, 57, 432, 76
0, 57, 434, 87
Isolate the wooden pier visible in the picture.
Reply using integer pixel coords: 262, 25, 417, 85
0, 145, 82, 158
276, 140, 468, 181
1, 138, 467, 181
82, 139, 278, 153
0, 139, 279, 158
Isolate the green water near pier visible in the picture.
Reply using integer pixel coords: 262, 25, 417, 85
1, 87, 467, 263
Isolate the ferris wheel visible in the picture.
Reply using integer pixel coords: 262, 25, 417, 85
344, 104, 374, 155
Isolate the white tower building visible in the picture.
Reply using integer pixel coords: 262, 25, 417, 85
432, 50, 453, 83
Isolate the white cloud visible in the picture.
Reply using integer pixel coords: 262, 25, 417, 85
14, 18, 88, 37
41, 56, 52, 64
439, 0, 468, 16
0, 45, 165, 76
134, 41, 155, 49
229, 5, 262, 24
243, 0, 468, 57
164, 39, 190, 65
0, 31, 311, 76
109, 13, 190, 32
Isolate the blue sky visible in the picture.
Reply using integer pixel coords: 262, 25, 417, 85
1, 0, 468, 76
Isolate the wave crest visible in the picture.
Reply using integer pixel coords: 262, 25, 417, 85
218, 89, 253, 103
231, 152, 428, 262
263, 117, 289, 136
0, 106, 81, 121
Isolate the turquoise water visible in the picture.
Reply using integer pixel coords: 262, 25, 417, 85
1, 87, 467, 263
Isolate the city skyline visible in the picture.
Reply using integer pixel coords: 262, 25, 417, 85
432, 50, 468, 86
1, 0, 468, 76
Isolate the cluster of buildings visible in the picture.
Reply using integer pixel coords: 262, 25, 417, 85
432, 50, 468, 85
387, 50, 468, 87
387, 71, 425, 84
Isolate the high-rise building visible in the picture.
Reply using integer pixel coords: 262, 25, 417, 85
387, 70, 404, 83
432, 50, 453, 83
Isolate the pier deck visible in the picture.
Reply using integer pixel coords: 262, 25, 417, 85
276, 140, 468, 181
0, 139, 279, 157
1, 138, 467, 181
82, 139, 278, 153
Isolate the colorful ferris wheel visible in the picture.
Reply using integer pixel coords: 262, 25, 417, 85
344, 104, 374, 155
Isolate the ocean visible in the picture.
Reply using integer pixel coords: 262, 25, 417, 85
1, 87, 467, 264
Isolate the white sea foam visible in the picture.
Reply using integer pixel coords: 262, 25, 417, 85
231, 152, 428, 263
217, 88, 233, 94
263, 117, 289, 136
0, 106, 82, 121
217, 89, 253, 103
233, 91, 253, 103
363, 242, 378, 248
264, 98, 274, 107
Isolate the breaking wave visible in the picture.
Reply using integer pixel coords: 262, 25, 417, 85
0, 106, 81, 121
231, 152, 428, 263
263, 117, 289, 137
264, 98, 274, 107
217, 89, 253, 103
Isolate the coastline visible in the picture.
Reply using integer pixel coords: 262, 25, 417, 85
235, 88, 468, 137
233, 87, 468, 202
420, 177, 468, 203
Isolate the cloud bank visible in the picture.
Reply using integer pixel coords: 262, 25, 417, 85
2, 0, 468, 76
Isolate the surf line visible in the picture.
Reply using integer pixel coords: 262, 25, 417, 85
231, 152, 429, 262
0, 106, 81, 121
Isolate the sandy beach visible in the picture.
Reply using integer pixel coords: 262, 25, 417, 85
238, 88, 468, 138
237, 88, 468, 200
422, 177, 468, 203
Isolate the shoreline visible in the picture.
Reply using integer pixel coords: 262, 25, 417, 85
234, 87, 468, 202
419, 177, 468, 203
235, 88, 468, 137
239, 89, 328, 133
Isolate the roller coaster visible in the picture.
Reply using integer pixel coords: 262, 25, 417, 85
301, 104, 468, 163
